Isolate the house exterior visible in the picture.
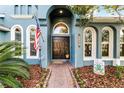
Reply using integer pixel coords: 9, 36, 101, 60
0, 5, 124, 68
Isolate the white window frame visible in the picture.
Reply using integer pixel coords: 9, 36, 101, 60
120, 27, 124, 59
13, 5, 33, 19
27, 5, 32, 15
11, 24, 23, 58
101, 26, 113, 59
26, 25, 39, 59
52, 22, 69, 35
83, 27, 96, 60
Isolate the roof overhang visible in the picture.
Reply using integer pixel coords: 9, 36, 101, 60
76, 16, 124, 23
0, 25, 10, 32
11, 15, 33, 19
0, 14, 5, 18
93, 17, 124, 23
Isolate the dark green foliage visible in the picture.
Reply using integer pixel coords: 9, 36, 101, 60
74, 69, 85, 88
68, 5, 99, 26
0, 41, 30, 88
115, 66, 124, 79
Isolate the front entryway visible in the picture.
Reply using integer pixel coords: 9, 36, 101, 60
48, 6, 74, 65
52, 36, 70, 59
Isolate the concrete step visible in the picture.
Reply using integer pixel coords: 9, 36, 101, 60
52, 61, 64, 64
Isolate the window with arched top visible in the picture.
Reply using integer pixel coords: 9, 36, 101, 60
120, 28, 124, 57
83, 27, 96, 59
26, 25, 39, 58
53, 22, 69, 34
11, 25, 23, 58
101, 27, 113, 58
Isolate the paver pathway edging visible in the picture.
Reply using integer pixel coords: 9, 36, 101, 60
43, 69, 52, 88
67, 63, 80, 88
47, 62, 75, 88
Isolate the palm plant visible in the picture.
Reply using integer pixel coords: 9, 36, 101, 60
0, 41, 30, 88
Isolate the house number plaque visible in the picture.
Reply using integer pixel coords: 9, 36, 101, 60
78, 34, 81, 48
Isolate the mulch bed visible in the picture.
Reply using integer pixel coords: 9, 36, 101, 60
73, 66, 124, 88
18, 65, 49, 88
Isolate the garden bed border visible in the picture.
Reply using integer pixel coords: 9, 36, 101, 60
67, 63, 80, 88
42, 69, 52, 88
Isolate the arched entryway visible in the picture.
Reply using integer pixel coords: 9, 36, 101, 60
47, 6, 73, 63
52, 22, 70, 59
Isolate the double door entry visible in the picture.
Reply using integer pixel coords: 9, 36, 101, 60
52, 36, 70, 59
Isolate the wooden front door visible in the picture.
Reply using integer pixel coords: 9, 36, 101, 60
52, 36, 70, 59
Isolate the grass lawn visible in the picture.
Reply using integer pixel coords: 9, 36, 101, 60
73, 66, 124, 88
17, 65, 49, 88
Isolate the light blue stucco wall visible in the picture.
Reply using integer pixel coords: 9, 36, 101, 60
0, 5, 124, 68
0, 29, 10, 42
70, 17, 76, 66
74, 26, 83, 67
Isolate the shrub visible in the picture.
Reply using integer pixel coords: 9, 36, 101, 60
0, 41, 30, 88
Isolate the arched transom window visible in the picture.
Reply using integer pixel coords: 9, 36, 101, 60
26, 25, 39, 58
53, 22, 69, 34
120, 28, 124, 57
11, 25, 23, 58
83, 27, 96, 59
102, 27, 113, 58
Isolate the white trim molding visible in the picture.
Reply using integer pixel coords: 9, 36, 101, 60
11, 15, 33, 19
11, 24, 24, 58
120, 57, 124, 60
0, 13, 5, 18
0, 25, 10, 32
93, 16, 124, 23
26, 25, 39, 59
83, 27, 96, 60
113, 59, 120, 66
52, 22, 69, 35
101, 26, 113, 59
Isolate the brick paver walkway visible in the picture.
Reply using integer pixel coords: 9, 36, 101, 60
47, 62, 74, 88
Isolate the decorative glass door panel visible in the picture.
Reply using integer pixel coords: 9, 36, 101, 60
52, 36, 70, 59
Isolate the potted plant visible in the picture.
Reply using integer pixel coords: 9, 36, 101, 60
65, 47, 69, 59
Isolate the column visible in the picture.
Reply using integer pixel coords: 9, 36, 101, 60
97, 27, 102, 59
75, 26, 83, 68
113, 26, 121, 66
